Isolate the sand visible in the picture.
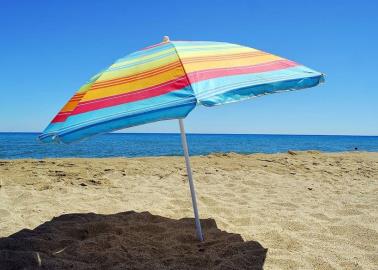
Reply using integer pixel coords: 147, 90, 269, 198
0, 151, 377, 269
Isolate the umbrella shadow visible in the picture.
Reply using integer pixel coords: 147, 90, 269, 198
0, 211, 267, 269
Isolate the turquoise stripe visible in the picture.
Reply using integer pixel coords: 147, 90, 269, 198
174, 45, 244, 53
41, 121, 66, 135
172, 41, 230, 46
190, 66, 322, 99
200, 75, 324, 106
39, 39, 325, 145
115, 43, 173, 64
107, 50, 177, 72
172, 41, 243, 52
50, 87, 196, 134
41, 102, 195, 144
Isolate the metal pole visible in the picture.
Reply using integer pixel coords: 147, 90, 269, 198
178, 119, 204, 241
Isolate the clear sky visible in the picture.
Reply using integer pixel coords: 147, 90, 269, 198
1, 0, 377, 135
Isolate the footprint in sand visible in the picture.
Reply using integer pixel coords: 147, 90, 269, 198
262, 230, 302, 252
307, 256, 336, 269
310, 213, 339, 222
0, 209, 11, 219
281, 220, 309, 232
268, 258, 301, 270
200, 196, 219, 207
335, 208, 363, 216
328, 225, 378, 245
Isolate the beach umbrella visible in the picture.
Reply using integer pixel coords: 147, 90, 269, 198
39, 36, 324, 241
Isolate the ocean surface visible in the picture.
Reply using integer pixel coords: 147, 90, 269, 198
0, 132, 377, 159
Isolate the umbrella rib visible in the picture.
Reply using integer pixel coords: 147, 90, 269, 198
170, 41, 198, 104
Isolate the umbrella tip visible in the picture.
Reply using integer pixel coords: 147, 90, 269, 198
162, 36, 170, 42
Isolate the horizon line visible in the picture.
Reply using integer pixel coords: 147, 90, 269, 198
0, 131, 377, 137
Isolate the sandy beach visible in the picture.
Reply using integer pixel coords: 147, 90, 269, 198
0, 151, 377, 269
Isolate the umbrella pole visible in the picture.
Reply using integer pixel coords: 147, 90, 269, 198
178, 119, 204, 241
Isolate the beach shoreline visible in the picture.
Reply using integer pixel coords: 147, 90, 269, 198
1, 151, 377, 269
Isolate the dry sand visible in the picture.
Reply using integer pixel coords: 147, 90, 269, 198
0, 151, 377, 269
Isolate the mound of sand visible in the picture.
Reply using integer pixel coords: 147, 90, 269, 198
0, 211, 266, 269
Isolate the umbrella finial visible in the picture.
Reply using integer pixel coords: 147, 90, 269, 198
162, 36, 170, 42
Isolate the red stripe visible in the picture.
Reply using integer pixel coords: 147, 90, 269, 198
70, 97, 83, 101
72, 93, 85, 98
52, 114, 70, 123
90, 52, 268, 90
140, 42, 165, 51
92, 61, 181, 87
187, 60, 298, 83
69, 76, 190, 116
51, 60, 298, 123
51, 94, 86, 122
91, 61, 182, 90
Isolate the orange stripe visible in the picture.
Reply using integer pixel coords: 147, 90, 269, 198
60, 99, 81, 113
81, 51, 274, 94
91, 52, 267, 90
57, 93, 86, 113
90, 62, 183, 90
89, 52, 267, 90
82, 65, 186, 102
92, 61, 181, 88
70, 97, 84, 101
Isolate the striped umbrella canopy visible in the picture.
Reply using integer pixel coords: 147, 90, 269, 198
39, 37, 324, 143
39, 37, 324, 241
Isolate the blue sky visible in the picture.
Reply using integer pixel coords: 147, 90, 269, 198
1, 0, 377, 135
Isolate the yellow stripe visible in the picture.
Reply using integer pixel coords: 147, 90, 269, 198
81, 66, 186, 102
96, 54, 178, 82
177, 46, 257, 58
183, 54, 283, 73
111, 47, 176, 68
111, 44, 254, 69
77, 82, 94, 94
93, 45, 258, 83
108, 47, 256, 80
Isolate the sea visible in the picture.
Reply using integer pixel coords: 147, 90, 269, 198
0, 132, 377, 159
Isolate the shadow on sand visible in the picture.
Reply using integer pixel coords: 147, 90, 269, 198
0, 211, 267, 269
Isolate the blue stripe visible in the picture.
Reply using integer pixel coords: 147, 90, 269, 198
39, 40, 325, 144
190, 65, 322, 99
54, 87, 196, 133
107, 50, 177, 72
41, 102, 195, 144
172, 41, 230, 46
40, 122, 66, 136
200, 75, 324, 106
115, 43, 173, 63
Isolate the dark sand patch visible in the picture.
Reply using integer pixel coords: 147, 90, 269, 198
0, 211, 266, 270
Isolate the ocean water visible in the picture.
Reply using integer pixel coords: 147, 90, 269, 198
0, 132, 377, 159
